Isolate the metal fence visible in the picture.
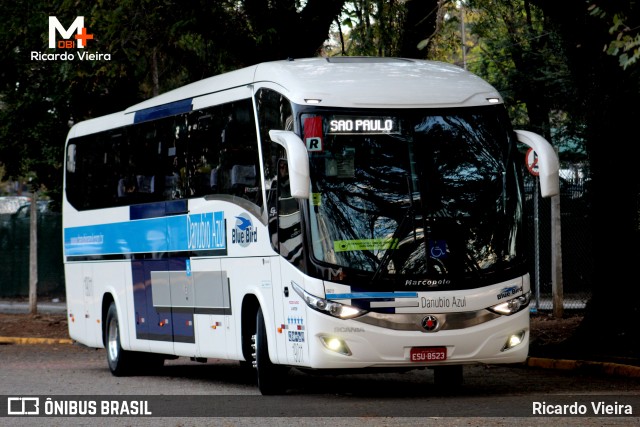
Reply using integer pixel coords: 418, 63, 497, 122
524, 171, 593, 311
0, 210, 65, 298
0, 173, 594, 309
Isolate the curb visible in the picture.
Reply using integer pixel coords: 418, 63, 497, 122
526, 356, 640, 378
0, 336, 74, 345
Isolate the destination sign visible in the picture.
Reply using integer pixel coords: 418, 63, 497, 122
327, 116, 399, 135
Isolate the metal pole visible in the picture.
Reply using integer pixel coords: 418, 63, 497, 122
29, 189, 38, 315
551, 188, 564, 318
461, 6, 467, 70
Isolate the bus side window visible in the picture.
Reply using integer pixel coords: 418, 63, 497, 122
215, 100, 260, 203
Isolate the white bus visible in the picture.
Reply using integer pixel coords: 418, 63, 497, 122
63, 57, 559, 394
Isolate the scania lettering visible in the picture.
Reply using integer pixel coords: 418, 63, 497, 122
63, 57, 559, 395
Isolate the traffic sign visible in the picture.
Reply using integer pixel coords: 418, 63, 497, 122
525, 147, 539, 176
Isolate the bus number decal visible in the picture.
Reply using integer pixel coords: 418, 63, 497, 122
287, 330, 305, 342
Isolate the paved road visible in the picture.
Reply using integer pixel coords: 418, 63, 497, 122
1, 300, 639, 425
1, 343, 639, 426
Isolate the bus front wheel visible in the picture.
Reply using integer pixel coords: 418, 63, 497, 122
254, 307, 289, 395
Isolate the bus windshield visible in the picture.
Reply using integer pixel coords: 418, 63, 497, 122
303, 107, 524, 289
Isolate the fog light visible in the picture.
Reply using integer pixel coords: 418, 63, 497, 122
502, 329, 526, 351
320, 336, 352, 356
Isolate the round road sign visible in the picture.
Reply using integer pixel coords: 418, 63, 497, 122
525, 147, 539, 176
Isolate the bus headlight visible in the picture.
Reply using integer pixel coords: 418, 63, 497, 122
489, 291, 531, 315
291, 281, 367, 319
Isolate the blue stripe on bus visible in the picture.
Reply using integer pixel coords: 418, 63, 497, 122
64, 211, 226, 256
133, 98, 193, 123
130, 200, 188, 220
325, 292, 418, 300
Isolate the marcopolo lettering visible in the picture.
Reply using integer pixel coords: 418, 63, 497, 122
405, 279, 451, 287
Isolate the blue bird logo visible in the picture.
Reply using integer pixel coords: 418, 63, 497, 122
235, 216, 252, 231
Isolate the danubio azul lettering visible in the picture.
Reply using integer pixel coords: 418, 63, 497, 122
421, 296, 450, 309
188, 214, 211, 249
187, 212, 225, 250
211, 213, 225, 248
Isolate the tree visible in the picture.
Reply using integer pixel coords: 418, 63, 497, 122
425, 0, 638, 355
526, 0, 640, 356
0, 0, 348, 307
589, 3, 640, 70
328, 0, 439, 57
0, 0, 350, 197
241, 0, 347, 61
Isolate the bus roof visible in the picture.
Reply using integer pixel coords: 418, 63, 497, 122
70, 57, 503, 138
126, 57, 502, 113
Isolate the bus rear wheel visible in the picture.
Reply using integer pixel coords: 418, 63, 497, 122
106, 302, 140, 376
253, 307, 289, 395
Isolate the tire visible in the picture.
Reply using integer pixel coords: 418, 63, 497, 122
433, 365, 464, 390
105, 302, 139, 376
254, 307, 289, 395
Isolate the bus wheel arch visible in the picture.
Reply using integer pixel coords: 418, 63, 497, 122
240, 294, 260, 366
101, 294, 115, 348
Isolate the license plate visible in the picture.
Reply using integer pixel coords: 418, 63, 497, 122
410, 346, 447, 362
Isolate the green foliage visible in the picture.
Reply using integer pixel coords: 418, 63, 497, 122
588, 3, 640, 69
429, 1, 586, 162
0, 0, 346, 200
326, 0, 438, 58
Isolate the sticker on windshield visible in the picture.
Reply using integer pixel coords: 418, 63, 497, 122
429, 240, 448, 258
304, 116, 323, 152
334, 238, 399, 252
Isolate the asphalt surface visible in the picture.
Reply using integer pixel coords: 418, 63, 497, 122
1, 299, 639, 378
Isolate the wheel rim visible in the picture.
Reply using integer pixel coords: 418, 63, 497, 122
107, 317, 119, 363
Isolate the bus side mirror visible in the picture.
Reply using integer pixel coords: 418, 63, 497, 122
515, 130, 560, 198
268, 130, 310, 199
